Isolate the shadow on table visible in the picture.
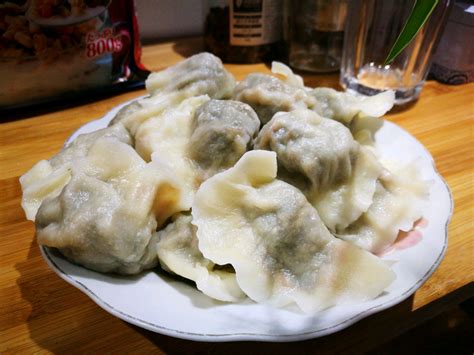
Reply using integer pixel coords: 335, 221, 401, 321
15, 237, 136, 352
131, 281, 474, 354
14, 238, 71, 351
1, 82, 145, 123
130, 295, 416, 354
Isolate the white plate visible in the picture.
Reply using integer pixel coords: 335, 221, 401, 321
40, 99, 453, 342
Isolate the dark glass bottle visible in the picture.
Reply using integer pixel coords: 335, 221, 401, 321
204, 0, 284, 63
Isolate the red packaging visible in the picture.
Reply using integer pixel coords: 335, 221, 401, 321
0, 0, 149, 112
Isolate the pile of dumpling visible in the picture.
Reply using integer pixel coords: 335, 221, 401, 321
20, 53, 428, 314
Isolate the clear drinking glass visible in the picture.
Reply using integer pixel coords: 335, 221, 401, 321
286, 0, 349, 73
340, 0, 451, 104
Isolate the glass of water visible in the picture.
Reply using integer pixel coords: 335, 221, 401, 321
340, 0, 451, 104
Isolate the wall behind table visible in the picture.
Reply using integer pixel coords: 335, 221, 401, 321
136, 0, 207, 43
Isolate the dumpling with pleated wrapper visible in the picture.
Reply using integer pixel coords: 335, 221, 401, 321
310, 88, 394, 127
110, 52, 236, 135
35, 137, 188, 275
192, 150, 395, 313
233, 63, 316, 125
146, 52, 236, 99
310, 87, 395, 145
336, 160, 429, 254
189, 99, 260, 180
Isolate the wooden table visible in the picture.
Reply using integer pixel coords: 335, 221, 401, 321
1, 37, 473, 353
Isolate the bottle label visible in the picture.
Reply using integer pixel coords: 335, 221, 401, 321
230, 0, 282, 46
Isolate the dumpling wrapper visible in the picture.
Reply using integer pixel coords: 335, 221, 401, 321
135, 95, 210, 208
255, 109, 359, 192
135, 95, 210, 161
109, 92, 184, 136
20, 160, 70, 221
108, 100, 144, 127
337, 161, 429, 253
311, 88, 395, 125
309, 146, 384, 232
20, 124, 132, 221
189, 99, 260, 180
146, 52, 236, 99
192, 150, 395, 313
233, 73, 316, 125
311, 88, 395, 144
156, 214, 245, 302
271, 61, 305, 88
36, 137, 186, 274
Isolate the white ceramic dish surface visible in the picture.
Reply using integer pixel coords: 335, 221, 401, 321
40, 98, 453, 342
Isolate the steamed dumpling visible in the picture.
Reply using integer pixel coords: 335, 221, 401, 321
146, 52, 236, 99
35, 137, 186, 274
110, 53, 235, 135
192, 150, 395, 313
20, 124, 132, 221
255, 109, 359, 192
189, 99, 260, 179
233, 73, 316, 125
156, 214, 245, 302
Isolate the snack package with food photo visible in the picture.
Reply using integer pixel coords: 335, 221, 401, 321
0, 0, 148, 111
